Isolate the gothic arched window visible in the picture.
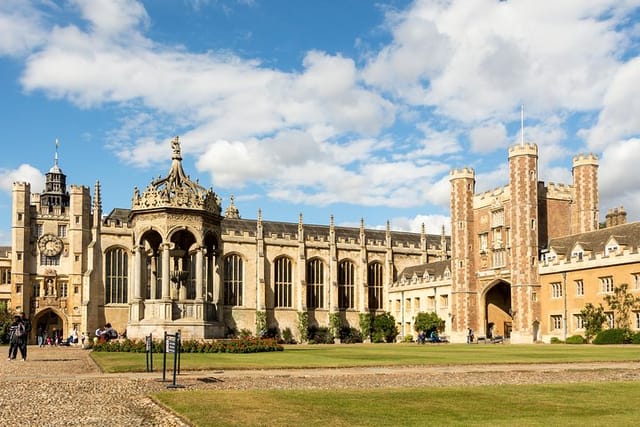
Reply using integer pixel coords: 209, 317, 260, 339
306, 258, 324, 309
105, 247, 128, 304
223, 254, 244, 306
338, 260, 355, 309
368, 261, 383, 310
274, 257, 293, 308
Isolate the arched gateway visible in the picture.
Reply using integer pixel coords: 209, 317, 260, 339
483, 281, 513, 339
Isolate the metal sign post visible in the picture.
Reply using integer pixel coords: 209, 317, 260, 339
145, 333, 153, 372
162, 330, 182, 388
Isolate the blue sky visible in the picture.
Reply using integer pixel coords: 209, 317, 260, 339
1, 0, 640, 245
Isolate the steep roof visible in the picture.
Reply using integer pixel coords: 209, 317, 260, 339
547, 221, 640, 257
0, 246, 10, 258
104, 208, 131, 224
398, 259, 451, 279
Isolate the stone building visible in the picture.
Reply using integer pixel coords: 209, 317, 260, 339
8, 136, 640, 344
389, 142, 640, 343
8, 137, 448, 341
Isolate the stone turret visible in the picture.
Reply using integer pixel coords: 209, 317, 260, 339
571, 153, 599, 234
508, 143, 540, 343
449, 167, 476, 337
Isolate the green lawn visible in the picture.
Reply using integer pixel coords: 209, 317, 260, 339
90, 343, 640, 373
92, 344, 640, 426
153, 382, 640, 426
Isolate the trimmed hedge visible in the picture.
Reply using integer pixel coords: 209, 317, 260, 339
565, 335, 586, 344
90, 337, 283, 353
593, 328, 626, 345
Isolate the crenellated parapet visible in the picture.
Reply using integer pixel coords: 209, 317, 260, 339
449, 167, 475, 180
545, 182, 573, 200
508, 142, 538, 158
572, 153, 599, 167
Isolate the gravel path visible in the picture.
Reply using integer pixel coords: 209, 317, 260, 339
2, 345, 640, 426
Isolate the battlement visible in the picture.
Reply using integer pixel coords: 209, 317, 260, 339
545, 182, 573, 199
69, 185, 90, 194
12, 182, 30, 191
572, 153, 598, 167
477, 184, 508, 200
449, 167, 475, 180
508, 142, 538, 158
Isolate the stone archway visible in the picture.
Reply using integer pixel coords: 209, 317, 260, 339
33, 308, 65, 343
484, 281, 513, 339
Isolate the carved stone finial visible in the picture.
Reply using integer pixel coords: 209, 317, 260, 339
131, 136, 221, 215
224, 195, 240, 219
171, 136, 181, 159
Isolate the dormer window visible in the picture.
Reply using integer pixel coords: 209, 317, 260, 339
605, 237, 621, 256
572, 251, 583, 260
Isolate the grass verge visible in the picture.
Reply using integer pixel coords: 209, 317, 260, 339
91, 343, 640, 373
153, 381, 640, 426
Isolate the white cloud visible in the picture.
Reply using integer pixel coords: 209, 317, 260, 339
581, 57, 640, 150
0, 164, 45, 194
469, 122, 507, 153
364, 0, 634, 123
599, 138, 640, 220
71, 0, 150, 37
390, 214, 451, 235
0, 0, 47, 57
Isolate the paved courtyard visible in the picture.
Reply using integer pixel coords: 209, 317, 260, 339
2, 345, 640, 426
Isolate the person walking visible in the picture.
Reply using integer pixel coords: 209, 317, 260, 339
20, 312, 32, 360
7, 315, 26, 361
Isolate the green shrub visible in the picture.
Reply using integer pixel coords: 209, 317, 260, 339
308, 326, 334, 344
255, 311, 267, 338
297, 311, 309, 343
264, 326, 279, 340
373, 312, 398, 343
550, 337, 564, 344
329, 312, 341, 339
629, 332, 640, 344
339, 327, 362, 344
565, 335, 586, 344
403, 334, 414, 343
238, 328, 253, 339
281, 327, 295, 344
359, 312, 372, 341
372, 331, 386, 343
593, 328, 626, 344
90, 337, 283, 353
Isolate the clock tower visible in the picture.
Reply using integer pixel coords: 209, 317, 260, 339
11, 139, 92, 343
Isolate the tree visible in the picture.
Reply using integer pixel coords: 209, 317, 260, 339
0, 302, 16, 344
372, 312, 398, 343
413, 311, 445, 335
604, 283, 640, 331
580, 303, 607, 343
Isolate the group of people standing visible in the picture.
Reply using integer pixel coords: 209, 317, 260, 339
7, 312, 31, 361
7, 316, 118, 360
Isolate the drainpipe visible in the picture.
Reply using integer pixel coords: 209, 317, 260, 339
562, 272, 568, 341
401, 290, 405, 339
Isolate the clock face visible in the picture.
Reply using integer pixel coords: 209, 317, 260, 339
38, 234, 63, 257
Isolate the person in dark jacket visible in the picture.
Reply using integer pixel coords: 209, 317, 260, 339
7, 315, 26, 361
20, 312, 32, 360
